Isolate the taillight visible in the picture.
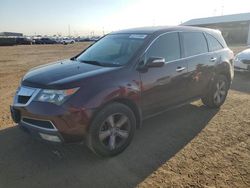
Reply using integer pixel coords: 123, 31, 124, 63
229, 50, 234, 65
229, 50, 234, 60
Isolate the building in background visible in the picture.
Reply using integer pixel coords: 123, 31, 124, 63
0, 32, 23, 37
182, 12, 250, 46
0, 32, 24, 46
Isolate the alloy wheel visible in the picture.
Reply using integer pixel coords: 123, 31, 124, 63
214, 80, 227, 105
98, 113, 130, 150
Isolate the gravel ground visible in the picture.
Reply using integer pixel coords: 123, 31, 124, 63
0, 43, 249, 188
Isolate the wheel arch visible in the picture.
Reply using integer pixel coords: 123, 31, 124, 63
90, 97, 142, 130
203, 61, 232, 97
216, 60, 233, 87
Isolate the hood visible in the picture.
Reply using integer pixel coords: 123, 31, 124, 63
22, 59, 119, 89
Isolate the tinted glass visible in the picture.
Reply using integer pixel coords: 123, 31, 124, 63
146, 32, 181, 62
77, 34, 146, 66
206, 33, 223, 51
182, 32, 208, 57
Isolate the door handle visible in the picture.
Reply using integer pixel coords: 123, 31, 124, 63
176, 66, 186, 72
210, 57, 217, 62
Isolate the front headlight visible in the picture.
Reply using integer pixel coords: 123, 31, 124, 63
234, 56, 242, 63
234, 56, 239, 62
34, 88, 79, 105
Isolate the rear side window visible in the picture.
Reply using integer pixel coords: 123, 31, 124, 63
182, 32, 208, 57
146, 32, 181, 62
205, 33, 224, 51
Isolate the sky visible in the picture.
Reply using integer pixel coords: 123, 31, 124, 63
0, 0, 250, 36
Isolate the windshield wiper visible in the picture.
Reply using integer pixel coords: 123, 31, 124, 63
78, 60, 122, 67
70, 57, 77, 61
79, 60, 104, 66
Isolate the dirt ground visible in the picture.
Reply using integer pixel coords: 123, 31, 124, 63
0, 43, 249, 188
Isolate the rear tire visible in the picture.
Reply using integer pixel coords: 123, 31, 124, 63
86, 103, 136, 157
201, 75, 229, 108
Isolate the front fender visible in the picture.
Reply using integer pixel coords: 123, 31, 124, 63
85, 83, 141, 109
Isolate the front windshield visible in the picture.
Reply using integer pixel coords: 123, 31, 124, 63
76, 34, 147, 66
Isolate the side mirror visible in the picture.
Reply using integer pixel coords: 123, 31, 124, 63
146, 57, 165, 68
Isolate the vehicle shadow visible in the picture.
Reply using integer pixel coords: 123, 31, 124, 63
0, 104, 218, 188
231, 72, 250, 94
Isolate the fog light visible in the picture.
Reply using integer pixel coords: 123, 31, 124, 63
39, 133, 61, 142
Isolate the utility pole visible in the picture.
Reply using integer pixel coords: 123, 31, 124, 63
68, 24, 71, 37
221, 5, 224, 16
213, 9, 217, 16
221, 0, 224, 16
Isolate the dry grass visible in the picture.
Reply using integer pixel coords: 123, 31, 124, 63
0, 43, 91, 128
138, 90, 250, 187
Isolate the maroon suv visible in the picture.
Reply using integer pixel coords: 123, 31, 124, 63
10, 26, 234, 156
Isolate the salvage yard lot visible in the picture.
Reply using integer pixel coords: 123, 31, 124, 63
0, 43, 249, 187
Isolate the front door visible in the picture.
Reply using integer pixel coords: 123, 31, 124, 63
139, 32, 189, 117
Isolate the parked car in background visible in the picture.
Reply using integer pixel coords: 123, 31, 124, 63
61, 38, 75, 45
33, 38, 43, 44
16, 37, 33, 45
75, 37, 86, 42
0, 37, 16, 46
34, 37, 57, 44
10, 26, 234, 157
90, 36, 101, 41
77, 37, 100, 42
234, 49, 250, 72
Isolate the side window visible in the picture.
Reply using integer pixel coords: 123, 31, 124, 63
146, 32, 181, 62
182, 32, 208, 57
205, 33, 224, 51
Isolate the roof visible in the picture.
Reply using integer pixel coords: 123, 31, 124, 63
111, 26, 174, 34
182, 12, 250, 26
111, 25, 217, 35
111, 25, 227, 48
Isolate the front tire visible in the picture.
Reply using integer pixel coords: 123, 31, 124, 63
202, 75, 229, 108
86, 103, 136, 157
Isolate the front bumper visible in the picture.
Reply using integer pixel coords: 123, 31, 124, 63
10, 86, 93, 143
10, 104, 90, 143
234, 66, 250, 72
18, 120, 64, 143
234, 60, 250, 72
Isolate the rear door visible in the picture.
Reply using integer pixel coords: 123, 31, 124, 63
139, 32, 189, 117
205, 32, 225, 65
180, 32, 213, 98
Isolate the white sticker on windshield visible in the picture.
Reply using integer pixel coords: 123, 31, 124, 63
129, 34, 147, 39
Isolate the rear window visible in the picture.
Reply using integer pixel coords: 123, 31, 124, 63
205, 33, 224, 51
182, 32, 208, 57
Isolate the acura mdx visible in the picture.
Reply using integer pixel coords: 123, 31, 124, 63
10, 26, 234, 157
